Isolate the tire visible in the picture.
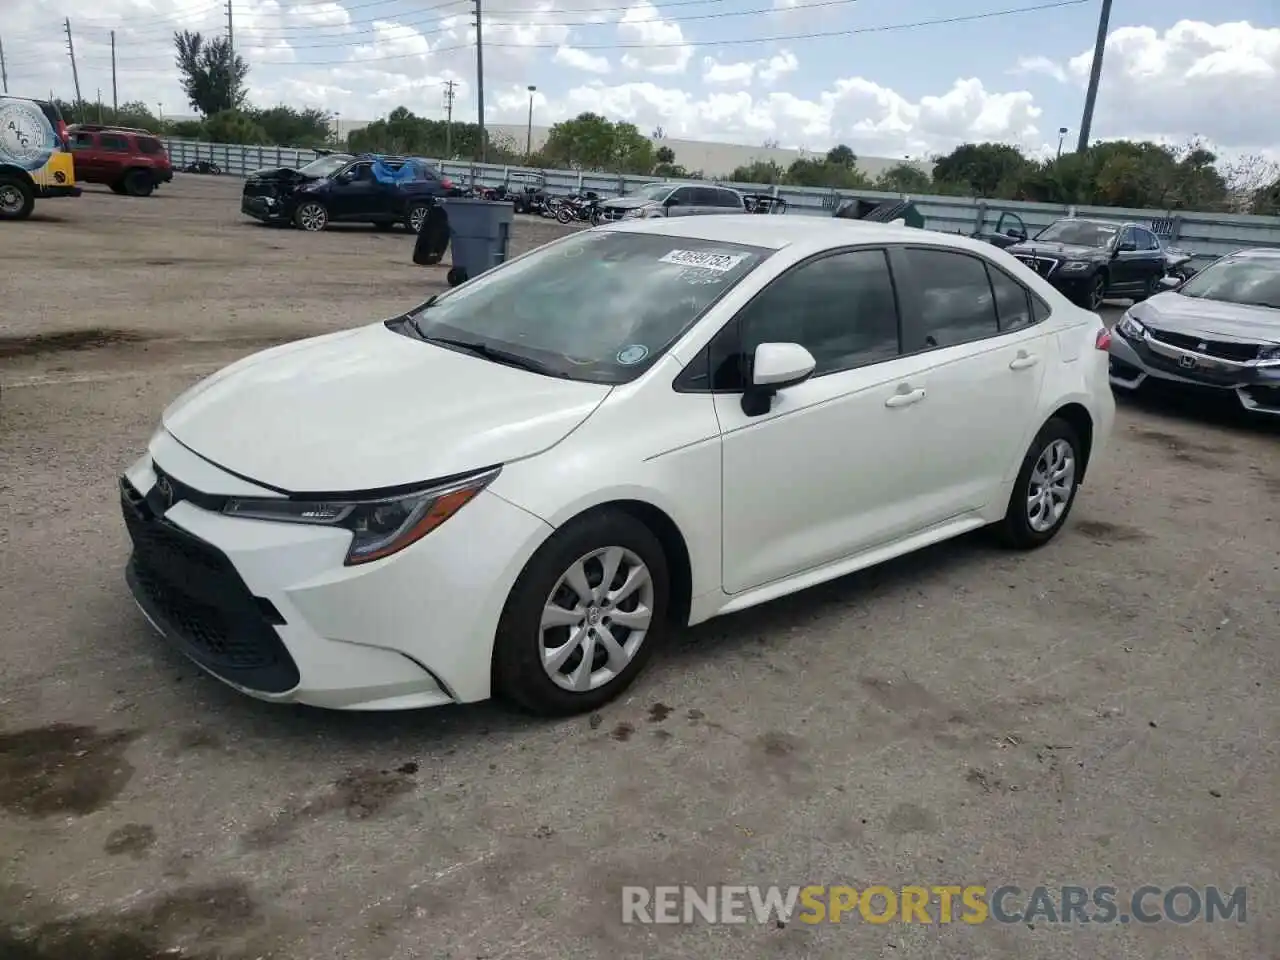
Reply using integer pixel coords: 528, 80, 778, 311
590, 208, 604, 226
294, 201, 328, 232
123, 169, 154, 197
492, 510, 670, 716
555, 206, 573, 224
446, 267, 467, 286
1133, 273, 1159, 303
994, 417, 1084, 550
0, 176, 35, 221
1077, 272, 1106, 311
109, 183, 128, 195
405, 202, 431, 234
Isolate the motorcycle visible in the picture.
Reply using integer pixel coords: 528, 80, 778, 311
554, 191, 604, 225
183, 160, 222, 175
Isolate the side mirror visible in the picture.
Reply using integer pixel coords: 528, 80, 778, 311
1158, 276, 1181, 291
741, 342, 816, 416
335, 172, 353, 184
664, 196, 680, 207
1008, 228, 1026, 240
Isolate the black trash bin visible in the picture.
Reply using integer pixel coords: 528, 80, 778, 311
439, 197, 514, 287
412, 201, 450, 266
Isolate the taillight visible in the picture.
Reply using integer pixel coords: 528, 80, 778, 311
1095, 328, 1112, 351
57, 120, 69, 147
440, 177, 453, 189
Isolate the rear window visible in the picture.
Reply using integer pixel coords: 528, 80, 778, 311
716, 189, 743, 208
136, 137, 164, 154
100, 134, 130, 151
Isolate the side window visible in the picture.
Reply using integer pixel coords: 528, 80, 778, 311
100, 134, 129, 151
1119, 226, 1138, 249
1136, 228, 1159, 251
1031, 293, 1052, 323
136, 137, 163, 154
71, 132, 95, 150
986, 264, 1034, 332
688, 187, 714, 206
345, 163, 372, 181
717, 189, 743, 208
737, 249, 901, 379
672, 186, 697, 204
901, 249, 999, 350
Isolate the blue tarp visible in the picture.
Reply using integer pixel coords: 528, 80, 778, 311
371, 156, 426, 185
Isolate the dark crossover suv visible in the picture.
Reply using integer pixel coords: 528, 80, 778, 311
241, 153, 456, 232
1109, 247, 1280, 416
1006, 218, 1167, 310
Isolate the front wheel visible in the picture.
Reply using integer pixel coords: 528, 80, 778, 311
1077, 273, 1106, 311
995, 418, 1083, 549
295, 201, 329, 232
0, 176, 35, 221
123, 169, 154, 197
405, 202, 431, 234
1133, 273, 1159, 302
555, 205, 573, 224
492, 510, 670, 716
589, 208, 604, 226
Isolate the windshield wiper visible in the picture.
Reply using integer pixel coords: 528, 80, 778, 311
426, 337, 567, 377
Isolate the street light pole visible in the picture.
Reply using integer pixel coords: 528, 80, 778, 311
1076, 0, 1113, 153
1057, 127, 1068, 159
525, 85, 536, 161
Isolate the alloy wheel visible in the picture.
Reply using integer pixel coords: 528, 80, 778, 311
539, 546, 654, 693
1026, 438, 1075, 533
1088, 276, 1106, 311
298, 203, 327, 231
0, 185, 22, 215
408, 205, 428, 233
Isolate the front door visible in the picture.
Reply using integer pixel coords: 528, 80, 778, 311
1109, 226, 1147, 295
714, 247, 929, 594
69, 131, 99, 180
327, 161, 383, 220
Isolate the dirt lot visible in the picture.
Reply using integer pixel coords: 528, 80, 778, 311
1, 177, 1278, 960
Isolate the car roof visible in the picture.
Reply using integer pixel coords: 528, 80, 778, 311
1225, 247, 1280, 260
603, 214, 1001, 255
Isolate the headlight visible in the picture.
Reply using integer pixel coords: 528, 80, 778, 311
1059, 261, 1091, 273
623, 207, 645, 219
1117, 313, 1146, 339
1258, 346, 1280, 366
222, 467, 500, 565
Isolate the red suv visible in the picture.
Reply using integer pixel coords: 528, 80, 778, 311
67, 124, 174, 197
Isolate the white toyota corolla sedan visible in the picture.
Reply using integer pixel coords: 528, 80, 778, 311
120, 216, 1115, 715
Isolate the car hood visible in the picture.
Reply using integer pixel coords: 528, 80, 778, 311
1131, 293, 1280, 344
601, 196, 658, 211
1006, 240, 1107, 260
161, 323, 612, 493
246, 166, 317, 182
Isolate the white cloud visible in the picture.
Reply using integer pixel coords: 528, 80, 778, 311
700, 49, 797, 86
617, 1, 692, 75
554, 45, 611, 75
758, 50, 798, 84
1011, 55, 1067, 83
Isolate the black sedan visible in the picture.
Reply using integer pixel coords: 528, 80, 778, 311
1109, 247, 1280, 416
1006, 218, 1167, 310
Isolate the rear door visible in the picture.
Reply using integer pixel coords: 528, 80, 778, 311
69, 131, 100, 179
667, 186, 698, 217
97, 133, 131, 181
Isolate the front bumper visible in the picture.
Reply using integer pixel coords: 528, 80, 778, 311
35, 185, 82, 199
241, 194, 290, 223
1108, 328, 1280, 415
119, 432, 553, 709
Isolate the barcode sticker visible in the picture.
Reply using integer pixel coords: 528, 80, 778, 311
659, 249, 746, 272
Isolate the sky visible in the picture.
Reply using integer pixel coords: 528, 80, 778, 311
3, 0, 1278, 161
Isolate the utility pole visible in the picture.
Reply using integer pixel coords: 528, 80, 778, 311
473, 0, 486, 163
0, 36, 9, 95
110, 31, 118, 111
442, 80, 457, 158
226, 0, 237, 106
65, 18, 84, 122
1076, 0, 1112, 153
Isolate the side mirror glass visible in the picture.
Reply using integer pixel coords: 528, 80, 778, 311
741, 342, 816, 416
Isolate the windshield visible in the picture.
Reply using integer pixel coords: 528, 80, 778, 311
1033, 220, 1119, 248
1176, 256, 1280, 310
627, 183, 674, 202
408, 230, 771, 383
297, 155, 352, 178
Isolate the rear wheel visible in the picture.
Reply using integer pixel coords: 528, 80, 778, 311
295, 201, 328, 232
555, 205, 573, 224
0, 176, 35, 221
123, 169, 154, 197
492, 510, 670, 716
405, 202, 431, 234
995, 418, 1083, 549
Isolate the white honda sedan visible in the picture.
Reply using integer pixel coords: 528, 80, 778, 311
120, 216, 1115, 715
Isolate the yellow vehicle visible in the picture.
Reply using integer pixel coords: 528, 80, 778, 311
0, 96, 81, 221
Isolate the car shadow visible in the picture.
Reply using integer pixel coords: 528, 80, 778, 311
1116, 384, 1280, 439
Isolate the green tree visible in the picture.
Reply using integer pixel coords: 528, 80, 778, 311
825, 144, 856, 168
655, 145, 675, 165
346, 107, 519, 162
874, 162, 932, 193
250, 106, 332, 148
541, 113, 654, 173
203, 109, 269, 145
932, 142, 1032, 197
785, 155, 871, 189
174, 30, 249, 116
54, 99, 163, 131
728, 159, 786, 184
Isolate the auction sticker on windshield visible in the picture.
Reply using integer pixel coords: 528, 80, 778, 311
659, 250, 746, 272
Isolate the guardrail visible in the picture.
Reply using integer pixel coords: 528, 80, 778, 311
165, 138, 1280, 266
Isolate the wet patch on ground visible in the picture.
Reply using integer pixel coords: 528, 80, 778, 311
0, 329, 149, 360
1074, 519, 1151, 543
240, 766, 418, 851
1128, 427, 1234, 467
0, 881, 264, 960
0, 724, 140, 818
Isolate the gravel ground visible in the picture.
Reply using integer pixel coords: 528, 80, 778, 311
1, 177, 1278, 960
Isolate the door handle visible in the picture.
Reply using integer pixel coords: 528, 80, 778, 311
1009, 352, 1040, 370
885, 388, 926, 408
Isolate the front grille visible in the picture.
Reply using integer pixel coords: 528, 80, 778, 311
122, 477, 300, 694
1147, 328, 1260, 363
1014, 255, 1058, 278
1139, 349, 1240, 386
242, 180, 278, 200
599, 208, 627, 222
